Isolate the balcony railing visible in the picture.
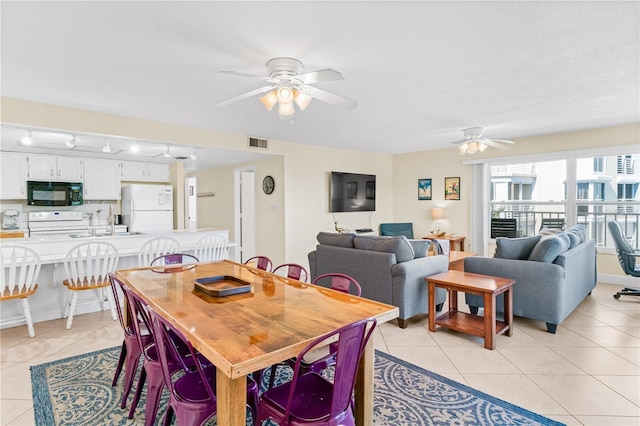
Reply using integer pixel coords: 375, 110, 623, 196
490, 201, 639, 250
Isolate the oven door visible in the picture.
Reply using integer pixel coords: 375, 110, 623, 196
27, 181, 83, 206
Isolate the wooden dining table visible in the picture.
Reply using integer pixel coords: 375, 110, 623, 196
116, 260, 399, 426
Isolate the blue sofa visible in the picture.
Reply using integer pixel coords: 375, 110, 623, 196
464, 225, 597, 333
308, 232, 449, 328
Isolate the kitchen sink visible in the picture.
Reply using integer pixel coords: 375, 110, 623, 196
114, 232, 146, 236
69, 233, 94, 238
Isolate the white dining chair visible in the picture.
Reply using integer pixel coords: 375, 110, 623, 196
138, 237, 181, 266
63, 241, 119, 329
194, 234, 227, 262
1, 245, 42, 337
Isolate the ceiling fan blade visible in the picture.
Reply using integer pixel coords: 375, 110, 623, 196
307, 86, 357, 110
219, 70, 266, 79
483, 139, 512, 150
488, 138, 515, 144
213, 85, 276, 108
295, 69, 344, 85
450, 139, 468, 145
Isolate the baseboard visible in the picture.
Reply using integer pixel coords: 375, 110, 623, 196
598, 273, 640, 287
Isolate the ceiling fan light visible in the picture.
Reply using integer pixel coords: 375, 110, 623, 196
458, 143, 468, 155
293, 89, 312, 111
278, 101, 294, 117
478, 142, 488, 152
467, 142, 479, 154
277, 85, 293, 103
259, 91, 278, 111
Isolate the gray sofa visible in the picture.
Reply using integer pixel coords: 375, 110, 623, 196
464, 225, 597, 333
308, 232, 449, 328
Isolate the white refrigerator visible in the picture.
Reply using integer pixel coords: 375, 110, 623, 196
121, 184, 174, 233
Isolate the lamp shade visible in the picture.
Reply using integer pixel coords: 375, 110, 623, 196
432, 207, 445, 220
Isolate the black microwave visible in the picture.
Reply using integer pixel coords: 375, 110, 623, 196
27, 181, 83, 206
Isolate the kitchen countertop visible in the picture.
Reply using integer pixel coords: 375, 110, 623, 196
0, 228, 233, 264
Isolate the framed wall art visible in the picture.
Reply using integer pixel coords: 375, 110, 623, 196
418, 178, 432, 200
444, 177, 460, 200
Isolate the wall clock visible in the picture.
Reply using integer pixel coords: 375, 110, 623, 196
262, 175, 275, 195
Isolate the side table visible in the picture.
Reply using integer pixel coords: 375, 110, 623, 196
422, 234, 466, 251
426, 270, 514, 350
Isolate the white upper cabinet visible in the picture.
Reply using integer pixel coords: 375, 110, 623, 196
0, 152, 28, 199
56, 157, 83, 181
83, 159, 121, 200
121, 161, 170, 182
27, 154, 83, 181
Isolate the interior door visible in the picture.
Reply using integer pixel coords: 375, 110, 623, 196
236, 168, 256, 263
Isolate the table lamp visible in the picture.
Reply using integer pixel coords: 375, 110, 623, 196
431, 208, 446, 236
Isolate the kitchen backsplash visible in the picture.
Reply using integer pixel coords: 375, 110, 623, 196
0, 200, 122, 229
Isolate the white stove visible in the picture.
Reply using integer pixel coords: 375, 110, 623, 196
28, 211, 88, 236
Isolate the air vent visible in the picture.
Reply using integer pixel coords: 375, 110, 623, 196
248, 137, 269, 149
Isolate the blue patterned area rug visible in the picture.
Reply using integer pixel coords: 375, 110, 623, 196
31, 346, 563, 425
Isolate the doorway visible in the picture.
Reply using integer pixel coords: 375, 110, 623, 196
184, 176, 197, 230
234, 168, 256, 263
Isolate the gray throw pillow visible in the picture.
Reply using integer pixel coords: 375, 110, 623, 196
528, 234, 571, 263
564, 230, 581, 248
354, 235, 415, 263
494, 235, 541, 260
409, 240, 431, 258
317, 232, 355, 248
566, 225, 586, 243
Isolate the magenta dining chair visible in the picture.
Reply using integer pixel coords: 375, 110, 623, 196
313, 272, 362, 296
244, 255, 273, 272
268, 272, 361, 389
108, 273, 153, 410
272, 263, 310, 282
258, 317, 377, 425
147, 305, 260, 425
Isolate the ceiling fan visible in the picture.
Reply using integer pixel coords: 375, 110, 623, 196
450, 127, 515, 155
213, 57, 358, 120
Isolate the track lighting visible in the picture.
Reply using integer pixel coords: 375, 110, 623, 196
190, 151, 198, 160
66, 135, 76, 148
20, 130, 33, 146
130, 144, 139, 153
102, 141, 111, 153
163, 145, 171, 158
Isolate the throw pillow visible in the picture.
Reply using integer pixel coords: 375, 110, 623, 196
538, 227, 563, 236
409, 240, 430, 258
354, 235, 415, 263
566, 225, 586, 243
564, 230, 581, 248
528, 234, 570, 263
494, 235, 541, 260
317, 232, 355, 248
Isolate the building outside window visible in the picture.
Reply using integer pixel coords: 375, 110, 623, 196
489, 153, 639, 249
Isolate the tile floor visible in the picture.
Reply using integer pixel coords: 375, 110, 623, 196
1, 282, 638, 425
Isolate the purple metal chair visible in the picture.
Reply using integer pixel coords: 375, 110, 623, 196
272, 263, 310, 282
122, 281, 193, 425
108, 273, 153, 409
148, 305, 260, 425
257, 317, 377, 426
313, 272, 362, 296
244, 255, 273, 272
268, 272, 362, 389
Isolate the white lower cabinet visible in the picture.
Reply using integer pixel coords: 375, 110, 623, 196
83, 159, 121, 200
0, 152, 28, 199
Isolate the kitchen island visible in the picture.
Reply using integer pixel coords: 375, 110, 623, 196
0, 228, 233, 330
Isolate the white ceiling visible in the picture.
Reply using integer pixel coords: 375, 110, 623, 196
1, 1, 638, 171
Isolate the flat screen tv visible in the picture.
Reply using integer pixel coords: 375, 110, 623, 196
330, 171, 376, 212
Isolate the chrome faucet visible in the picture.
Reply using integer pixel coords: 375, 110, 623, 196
107, 205, 115, 235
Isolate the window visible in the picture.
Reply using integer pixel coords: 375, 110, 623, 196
593, 157, 604, 173
484, 153, 639, 250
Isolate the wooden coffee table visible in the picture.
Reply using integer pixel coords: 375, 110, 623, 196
426, 270, 514, 350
